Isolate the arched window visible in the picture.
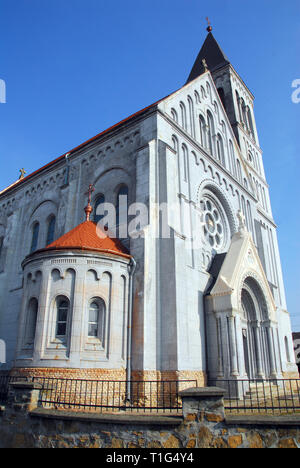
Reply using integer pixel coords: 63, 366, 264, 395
30, 222, 40, 253
180, 102, 187, 130
236, 91, 242, 122
181, 144, 188, 182
88, 298, 106, 343
247, 201, 254, 237
199, 115, 206, 148
217, 87, 226, 110
116, 185, 129, 239
216, 134, 225, 166
229, 141, 236, 177
46, 215, 56, 246
94, 194, 106, 225
247, 107, 255, 138
207, 111, 214, 155
241, 98, 248, 129
188, 96, 195, 138
56, 296, 70, 338
236, 159, 242, 183
25, 298, 38, 346
171, 108, 178, 123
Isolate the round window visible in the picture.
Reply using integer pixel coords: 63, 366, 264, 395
200, 195, 229, 251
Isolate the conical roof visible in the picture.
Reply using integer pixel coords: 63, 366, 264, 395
38, 220, 130, 259
187, 32, 230, 83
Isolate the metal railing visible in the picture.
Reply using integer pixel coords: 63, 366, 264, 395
31, 378, 197, 414
210, 379, 300, 415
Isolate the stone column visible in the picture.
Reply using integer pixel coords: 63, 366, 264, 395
228, 315, 239, 376
253, 322, 264, 378
216, 315, 224, 378
265, 322, 277, 378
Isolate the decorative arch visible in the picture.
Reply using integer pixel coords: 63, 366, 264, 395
197, 179, 238, 235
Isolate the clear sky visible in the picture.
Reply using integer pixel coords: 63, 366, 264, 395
0, 0, 299, 330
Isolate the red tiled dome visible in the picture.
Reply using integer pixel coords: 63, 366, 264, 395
41, 220, 130, 259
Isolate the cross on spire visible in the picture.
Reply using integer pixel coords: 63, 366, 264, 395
84, 183, 95, 221
206, 17, 212, 33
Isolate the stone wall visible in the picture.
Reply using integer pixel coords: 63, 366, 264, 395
0, 383, 299, 449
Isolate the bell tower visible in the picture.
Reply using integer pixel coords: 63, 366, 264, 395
187, 25, 265, 182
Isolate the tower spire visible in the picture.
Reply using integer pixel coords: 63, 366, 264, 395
84, 184, 95, 221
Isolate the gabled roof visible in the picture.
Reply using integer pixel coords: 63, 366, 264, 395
0, 99, 164, 198
208, 227, 276, 317
187, 32, 230, 83
32, 220, 131, 259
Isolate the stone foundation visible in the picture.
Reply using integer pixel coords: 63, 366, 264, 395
1, 383, 300, 448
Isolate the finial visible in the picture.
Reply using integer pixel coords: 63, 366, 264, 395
84, 183, 95, 221
206, 17, 212, 33
202, 58, 209, 72
19, 168, 26, 180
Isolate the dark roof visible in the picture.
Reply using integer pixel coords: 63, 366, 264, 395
187, 32, 230, 83
0, 99, 164, 198
205, 253, 227, 295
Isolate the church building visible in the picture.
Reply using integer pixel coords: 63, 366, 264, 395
0, 27, 298, 387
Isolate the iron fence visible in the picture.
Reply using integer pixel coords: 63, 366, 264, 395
31, 378, 197, 414
210, 379, 300, 415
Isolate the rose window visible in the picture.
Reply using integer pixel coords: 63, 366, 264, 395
201, 196, 227, 251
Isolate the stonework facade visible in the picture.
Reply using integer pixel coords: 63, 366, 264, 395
0, 31, 297, 386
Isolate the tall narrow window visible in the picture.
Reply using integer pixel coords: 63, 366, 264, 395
229, 141, 236, 177
30, 222, 40, 253
237, 160, 242, 183
207, 111, 214, 156
199, 116, 206, 148
116, 185, 128, 239
171, 108, 178, 123
0, 237, 3, 260
236, 91, 242, 122
88, 298, 105, 342
94, 194, 106, 225
217, 87, 226, 110
56, 297, 70, 338
188, 96, 195, 138
216, 134, 225, 166
247, 107, 255, 138
180, 102, 187, 130
181, 145, 188, 182
25, 298, 38, 346
46, 216, 56, 246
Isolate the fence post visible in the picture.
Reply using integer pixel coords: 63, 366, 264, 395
180, 387, 225, 422
7, 382, 42, 412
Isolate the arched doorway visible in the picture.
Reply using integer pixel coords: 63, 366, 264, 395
241, 277, 275, 379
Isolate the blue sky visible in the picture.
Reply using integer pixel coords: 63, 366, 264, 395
0, 0, 299, 329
